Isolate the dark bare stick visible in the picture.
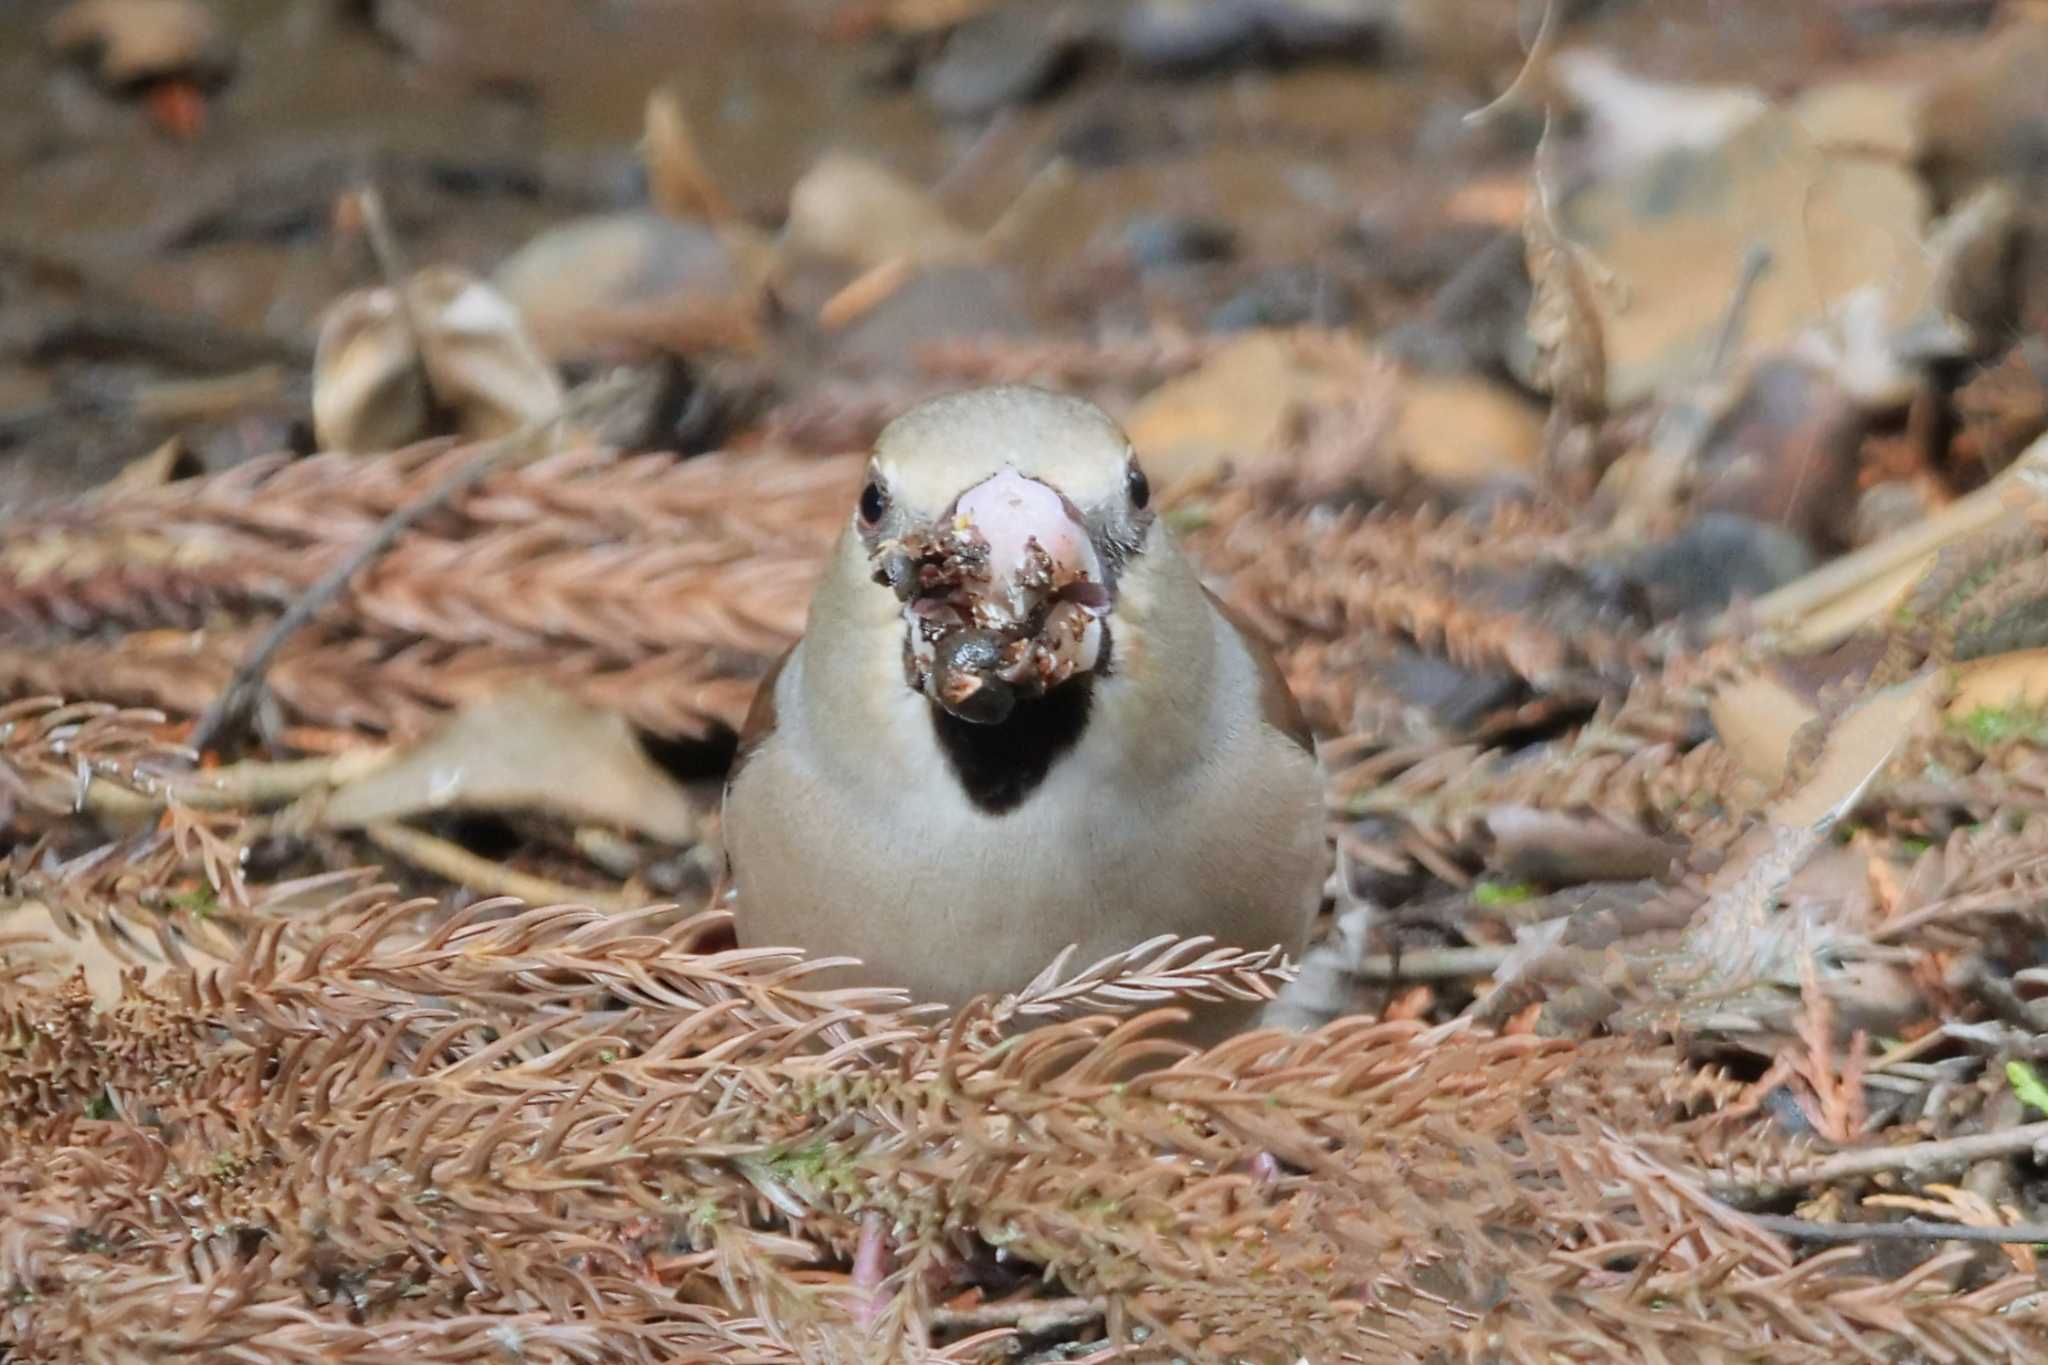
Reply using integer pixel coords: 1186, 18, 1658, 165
1713, 1120, 2048, 1198
184, 374, 627, 758
1748, 1212, 2048, 1247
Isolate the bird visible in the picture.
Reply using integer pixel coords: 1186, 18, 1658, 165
720, 383, 1326, 1042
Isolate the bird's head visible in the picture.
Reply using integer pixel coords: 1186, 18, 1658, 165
851, 385, 1156, 725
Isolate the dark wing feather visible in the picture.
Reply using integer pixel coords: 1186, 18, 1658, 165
725, 642, 794, 790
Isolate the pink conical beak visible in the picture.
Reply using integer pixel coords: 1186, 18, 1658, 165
950, 469, 1104, 625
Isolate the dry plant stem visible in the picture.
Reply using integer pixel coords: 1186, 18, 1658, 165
851, 1210, 894, 1333
357, 184, 426, 340
1705, 245, 1771, 377
131, 365, 290, 421
1350, 945, 1511, 981
83, 753, 363, 818
355, 183, 465, 434
362, 819, 638, 914
184, 375, 629, 757
820, 257, 914, 331
1717, 1121, 2048, 1197
928, 1296, 1107, 1335
358, 186, 410, 275
1749, 1213, 2048, 1247
982, 158, 1075, 256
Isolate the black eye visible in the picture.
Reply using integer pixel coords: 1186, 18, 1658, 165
1126, 461, 1150, 510
859, 479, 888, 525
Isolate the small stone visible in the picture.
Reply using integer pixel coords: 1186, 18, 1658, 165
1623, 512, 1816, 619
1118, 0, 1389, 71
1243, 0, 1391, 58
1116, 0, 1259, 73
1690, 358, 1867, 549
1208, 264, 1356, 331
919, 5, 1085, 120
1116, 213, 1238, 270
832, 264, 1032, 371
44, 0, 234, 93
1380, 647, 1528, 733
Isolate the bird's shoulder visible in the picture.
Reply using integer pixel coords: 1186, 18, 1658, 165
1200, 585, 1314, 756
726, 640, 796, 791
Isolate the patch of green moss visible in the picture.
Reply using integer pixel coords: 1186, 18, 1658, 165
1949, 702, 2048, 753
758, 1137, 860, 1199
1472, 879, 1537, 908
168, 885, 218, 919
2008, 1060, 2048, 1116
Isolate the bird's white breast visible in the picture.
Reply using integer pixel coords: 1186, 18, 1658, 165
724, 615, 1325, 1014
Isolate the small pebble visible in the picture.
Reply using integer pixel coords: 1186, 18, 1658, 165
1118, 0, 1390, 72
44, 0, 234, 93
1380, 647, 1529, 733
1207, 264, 1356, 331
1622, 512, 1816, 620
834, 264, 1032, 371
1117, 213, 1238, 270
919, 4, 1085, 120
1116, 0, 1260, 74
1244, 0, 1391, 59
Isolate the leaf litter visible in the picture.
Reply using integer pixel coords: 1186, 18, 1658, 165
10, 1, 2048, 1361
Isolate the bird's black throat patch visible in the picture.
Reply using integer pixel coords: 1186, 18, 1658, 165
931, 676, 1093, 815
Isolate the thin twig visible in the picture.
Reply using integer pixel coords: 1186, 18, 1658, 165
184, 373, 629, 758
1350, 945, 1511, 981
1704, 244, 1772, 378
355, 184, 457, 424
929, 1295, 1107, 1336
363, 820, 639, 915
1715, 1121, 2048, 1197
82, 752, 376, 817
1748, 1212, 2048, 1247
356, 185, 415, 292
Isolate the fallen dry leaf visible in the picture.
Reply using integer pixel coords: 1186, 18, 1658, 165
781, 151, 981, 272
317, 680, 699, 845
311, 266, 564, 454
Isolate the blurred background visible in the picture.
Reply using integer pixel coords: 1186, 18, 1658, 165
7, 0, 2040, 530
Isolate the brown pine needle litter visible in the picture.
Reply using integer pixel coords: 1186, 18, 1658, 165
9, 403, 2048, 1359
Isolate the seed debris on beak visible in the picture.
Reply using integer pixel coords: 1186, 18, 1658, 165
869, 470, 1109, 724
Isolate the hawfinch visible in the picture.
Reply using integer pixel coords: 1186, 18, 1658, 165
721, 384, 1325, 1040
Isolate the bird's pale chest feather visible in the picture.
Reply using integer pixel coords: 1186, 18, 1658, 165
721, 604, 1325, 1016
